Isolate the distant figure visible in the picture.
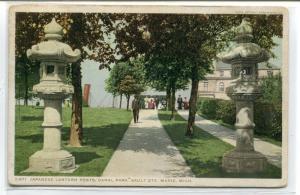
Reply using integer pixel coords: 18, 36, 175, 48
132, 95, 140, 123
183, 97, 189, 110
149, 98, 155, 109
161, 98, 167, 109
177, 95, 183, 110
144, 96, 149, 109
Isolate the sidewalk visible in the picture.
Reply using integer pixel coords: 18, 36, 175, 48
102, 109, 195, 177
177, 110, 282, 168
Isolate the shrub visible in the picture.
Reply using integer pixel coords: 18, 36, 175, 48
199, 98, 218, 119
216, 100, 236, 125
197, 98, 282, 141
254, 102, 282, 140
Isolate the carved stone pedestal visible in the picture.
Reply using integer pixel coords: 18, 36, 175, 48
222, 100, 267, 173
25, 150, 77, 173
24, 97, 78, 173
222, 150, 266, 173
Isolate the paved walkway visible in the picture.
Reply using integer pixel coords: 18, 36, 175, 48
102, 109, 195, 177
177, 110, 282, 168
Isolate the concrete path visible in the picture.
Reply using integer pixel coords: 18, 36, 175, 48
177, 110, 282, 168
102, 109, 195, 178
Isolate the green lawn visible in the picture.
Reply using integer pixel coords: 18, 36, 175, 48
158, 110, 281, 178
15, 105, 132, 176
198, 112, 282, 147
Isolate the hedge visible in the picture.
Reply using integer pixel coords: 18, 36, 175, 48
197, 97, 282, 141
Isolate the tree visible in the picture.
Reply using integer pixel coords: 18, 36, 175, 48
15, 59, 40, 105
119, 75, 144, 110
15, 14, 46, 105
105, 58, 146, 110
113, 14, 283, 136
105, 75, 118, 107
144, 58, 189, 119
16, 13, 117, 146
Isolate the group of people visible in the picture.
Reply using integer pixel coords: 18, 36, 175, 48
143, 97, 160, 110
177, 95, 189, 110
131, 95, 189, 124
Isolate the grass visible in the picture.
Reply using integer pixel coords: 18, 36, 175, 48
158, 110, 281, 178
15, 105, 132, 176
198, 112, 282, 147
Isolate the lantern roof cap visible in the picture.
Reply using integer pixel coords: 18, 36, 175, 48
217, 18, 270, 64
235, 18, 253, 35
44, 18, 63, 40
27, 18, 81, 63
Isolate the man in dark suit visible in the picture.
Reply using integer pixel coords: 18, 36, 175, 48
132, 95, 140, 123
177, 95, 183, 110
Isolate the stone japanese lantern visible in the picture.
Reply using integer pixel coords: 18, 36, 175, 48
25, 18, 81, 173
217, 18, 270, 173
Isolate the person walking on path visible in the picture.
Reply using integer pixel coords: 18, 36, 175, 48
177, 95, 183, 110
183, 97, 189, 110
102, 109, 194, 177
132, 95, 140, 123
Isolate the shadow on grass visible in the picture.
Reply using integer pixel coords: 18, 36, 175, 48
61, 123, 130, 149
16, 134, 43, 143
72, 151, 103, 164
15, 106, 133, 176
21, 116, 44, 121
158, 110, 282, 179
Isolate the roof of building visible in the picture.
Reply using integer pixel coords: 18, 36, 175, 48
215, 60, 281, 71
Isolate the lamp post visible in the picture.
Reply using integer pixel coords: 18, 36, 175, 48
25, 18, 81, 173
217, 18, 269, 173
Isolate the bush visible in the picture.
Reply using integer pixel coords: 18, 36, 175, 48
198, 98, 218, 119
254, 102, 282, 140
216, 100, 236, 125
197, 98, 282, 141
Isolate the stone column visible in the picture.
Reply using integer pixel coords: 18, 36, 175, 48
42, 98, 63, 152
235, 101, 254, 152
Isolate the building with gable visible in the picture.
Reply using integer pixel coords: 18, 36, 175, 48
198, 61, 281, 100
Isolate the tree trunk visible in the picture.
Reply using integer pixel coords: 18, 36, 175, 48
126, 95, 130, 111
166, 85, 171, 111
69, 61, 83, 147
186, 78, 199, 137
170, 85, 176, 120
24, 65, 28, 106
112, 94, 115, 108
119, 94, 122, 109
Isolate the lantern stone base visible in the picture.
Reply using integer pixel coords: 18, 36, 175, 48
222, 150, 267, 173
24, 150, 78, 173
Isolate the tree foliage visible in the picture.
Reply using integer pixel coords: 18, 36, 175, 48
112, 13, 283, 136
105, 58, 146, 110
16, 13, 117, 146
259, 73, 282, 105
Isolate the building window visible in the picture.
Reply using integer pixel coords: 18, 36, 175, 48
220, 70, 224, 77
204, 81, 208, 91
219, 82, 224, 92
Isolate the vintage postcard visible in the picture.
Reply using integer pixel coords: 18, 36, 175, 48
7, 4, 288, 187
